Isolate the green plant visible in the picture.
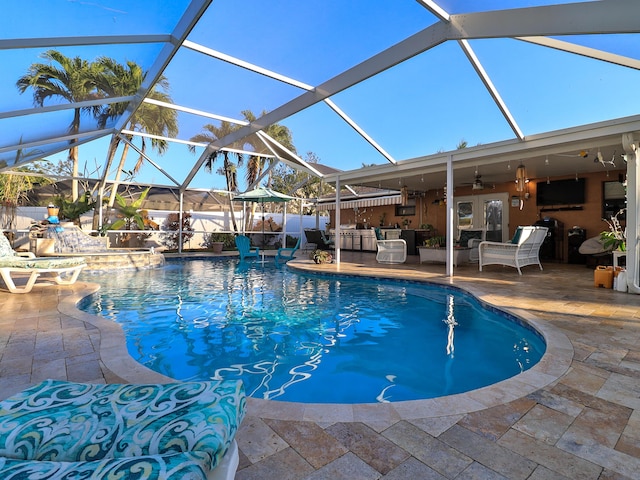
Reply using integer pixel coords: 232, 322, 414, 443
309, 248, 333, 264
601, 209, 626, 251
53, 192, 94, 225
201, 232, 235, 250
424, 236, 445, 248
107, 187, 150, 231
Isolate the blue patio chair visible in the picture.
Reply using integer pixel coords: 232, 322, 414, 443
275, 236, 301, 263
235, 235, 260, 260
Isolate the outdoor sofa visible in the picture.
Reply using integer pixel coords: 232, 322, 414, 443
0, 379, 246, 480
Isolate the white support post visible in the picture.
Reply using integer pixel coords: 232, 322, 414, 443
446, 155, 454, 277
178, 192, 184, 254
624, 134, 639, 293
335, 176, 341, 265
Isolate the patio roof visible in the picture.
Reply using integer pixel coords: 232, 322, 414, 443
1, 1, 639, 194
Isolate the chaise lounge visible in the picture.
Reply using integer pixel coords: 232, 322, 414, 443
478, 226, 548, 275
0, 379, 246, 480
0, 234, 86, 294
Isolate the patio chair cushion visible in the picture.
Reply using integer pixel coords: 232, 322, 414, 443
510, 226, 524, 244
0, 379, 246, 479
458, 229, 483, 248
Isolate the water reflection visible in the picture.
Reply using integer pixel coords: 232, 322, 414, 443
80, 259, 545, 403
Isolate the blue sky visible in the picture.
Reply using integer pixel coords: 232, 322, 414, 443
3, 1, 640, 191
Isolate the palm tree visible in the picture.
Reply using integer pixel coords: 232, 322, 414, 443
241, 109, 295, 189
239, 110, 296, 228
189, 122, 243, 231
16, 49, 103, 201
94, 58, 178, 208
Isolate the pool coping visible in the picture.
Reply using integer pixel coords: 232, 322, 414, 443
59, 262, 573, 423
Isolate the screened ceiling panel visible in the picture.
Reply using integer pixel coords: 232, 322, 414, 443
469, 38, 640, 134
329, 41, 518, 160
186, 0, 437, 86
1, 1, 191, 39
165, 47, 307, 130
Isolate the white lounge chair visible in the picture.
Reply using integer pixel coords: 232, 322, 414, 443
478, 226, 548, 275
0, 234, 86, 293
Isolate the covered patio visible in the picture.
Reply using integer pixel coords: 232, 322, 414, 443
1, 251, 639, 478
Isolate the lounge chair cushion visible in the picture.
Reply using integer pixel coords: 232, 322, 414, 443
0, 451, 211, 480
0, 379, 246, 478
0, 256, 86, 269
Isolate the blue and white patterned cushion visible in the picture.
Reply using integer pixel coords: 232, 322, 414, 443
0, 452, 210, 480
0, 380, 245, 479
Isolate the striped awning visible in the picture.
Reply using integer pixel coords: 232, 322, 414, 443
319, 195, 402, 210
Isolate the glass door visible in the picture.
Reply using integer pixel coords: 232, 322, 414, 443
454, 193, 509, 242
483, 199, 504, 242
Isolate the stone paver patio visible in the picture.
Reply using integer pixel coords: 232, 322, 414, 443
1, 251, 639, 479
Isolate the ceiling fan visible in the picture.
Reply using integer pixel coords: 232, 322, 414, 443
462, 168, 484, 190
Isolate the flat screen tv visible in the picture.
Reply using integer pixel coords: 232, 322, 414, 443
536, 178, 586, 206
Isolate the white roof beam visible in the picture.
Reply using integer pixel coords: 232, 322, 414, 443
414, 0, 450, 22
324, 98, 397, 164
0, 96, 134, 121
518, 36, 640, 70
0, 35, 171, 50
182, 40, 314, 91
458, 39, 524, 140
0, 129, 112, 155
446, 1, 640, 40
142, 98, 249, 125
120, 129, 275, 158
256, 131, 326, 177
116, 134, 182, 187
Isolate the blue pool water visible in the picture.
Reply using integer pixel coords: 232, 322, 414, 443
80, 258, 545, 404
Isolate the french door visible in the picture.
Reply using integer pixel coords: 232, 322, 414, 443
454, 192, 509, 243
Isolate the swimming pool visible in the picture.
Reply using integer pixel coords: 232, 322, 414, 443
80, 258, 545, 404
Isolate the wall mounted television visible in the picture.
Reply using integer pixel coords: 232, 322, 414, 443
536, 178, 586, 206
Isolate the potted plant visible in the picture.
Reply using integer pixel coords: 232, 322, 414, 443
600, 209, 626, 252
309, 249, 333, 264
424, 236, 445, 248
202, 232, 232, 253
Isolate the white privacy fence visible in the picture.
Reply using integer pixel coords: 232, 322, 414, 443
6, 207, 329, 251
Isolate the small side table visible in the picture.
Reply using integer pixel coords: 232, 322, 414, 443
613, 251, 626, 269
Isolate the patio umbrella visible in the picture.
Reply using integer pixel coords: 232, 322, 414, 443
233, 187, 297, 250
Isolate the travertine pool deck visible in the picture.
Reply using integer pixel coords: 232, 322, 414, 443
1, 251, 639, 479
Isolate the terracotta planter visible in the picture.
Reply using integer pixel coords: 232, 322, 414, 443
211, 242, 224, 254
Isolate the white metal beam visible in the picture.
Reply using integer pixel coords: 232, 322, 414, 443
458, 39, 524, 140
518, 36, 640, 70
182, 40, 314, 91
0, 35, 171, 50
0, 96, 134, 121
